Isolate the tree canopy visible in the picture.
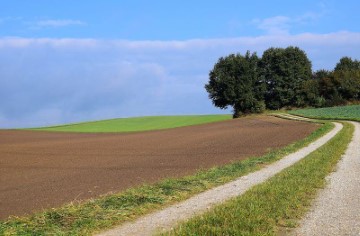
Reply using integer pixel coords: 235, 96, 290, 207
205, 51, 265, 118
206, 47, 360, 118
334, 57, 360, 72
261, 46, 312, 109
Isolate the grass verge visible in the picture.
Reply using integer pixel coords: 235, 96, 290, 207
165, 122, 353, 236
0, 122, 332, 236
26, 115, 231, 133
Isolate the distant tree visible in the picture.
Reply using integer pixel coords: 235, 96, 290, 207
313, 69, 333, 80
334, 69, 360, 100
330, 57, 360, 101
261, 46, 312, 109
301, 69, 333, 107
205, 51, 265, 118
302, 79, 325, 108
318, 76, 346, 106
334, 57, 360, 72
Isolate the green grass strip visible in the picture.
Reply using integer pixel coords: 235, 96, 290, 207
289, 105, 360, 122
0, 122, 332, 236
166, 122, 353, 236
26, 115, 231, 133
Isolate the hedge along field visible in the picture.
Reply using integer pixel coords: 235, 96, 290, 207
290, 105, 360, 121
27, 115, 231, 133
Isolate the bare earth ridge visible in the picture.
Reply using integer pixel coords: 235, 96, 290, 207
0, 116, 317, 219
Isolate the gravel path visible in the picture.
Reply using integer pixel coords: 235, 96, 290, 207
293, 121, 360, 236
98, 121, 342, 236
276, 113, 315, 122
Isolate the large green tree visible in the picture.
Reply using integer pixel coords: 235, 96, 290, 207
261, 46, 312, 109
205, 51, 265, 118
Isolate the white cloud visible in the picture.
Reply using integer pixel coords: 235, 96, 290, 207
0, 31, 359, 128
0, 16, 23, 23
0, 37, 97, 48
253, 5, 327, 35
296, 11, 321, 24
253, 16, 291, 35
32, 19, 85, 28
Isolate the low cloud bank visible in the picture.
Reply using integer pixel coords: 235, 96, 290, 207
1, 32, 359, 128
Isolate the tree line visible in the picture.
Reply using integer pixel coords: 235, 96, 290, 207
205, 46, 360, 118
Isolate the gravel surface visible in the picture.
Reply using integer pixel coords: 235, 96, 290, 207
276, 113, 314, 121
98, 122, 342, 236
293, 121, 360, 236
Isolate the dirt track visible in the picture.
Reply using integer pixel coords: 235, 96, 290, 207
0, 116, 317, 219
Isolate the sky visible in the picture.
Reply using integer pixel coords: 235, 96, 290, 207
1, 0, 360, 128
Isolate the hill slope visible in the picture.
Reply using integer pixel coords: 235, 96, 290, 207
29, 115, 232, 133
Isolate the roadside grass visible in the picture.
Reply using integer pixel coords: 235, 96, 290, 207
26, 115, 231, 133
165, 122, 353, 236
290, 104, 360, 122
0, 122, 332, 235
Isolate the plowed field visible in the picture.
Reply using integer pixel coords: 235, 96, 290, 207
0, 116, 317, 219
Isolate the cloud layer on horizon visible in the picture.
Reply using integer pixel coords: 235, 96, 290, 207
1, 31, 360, 128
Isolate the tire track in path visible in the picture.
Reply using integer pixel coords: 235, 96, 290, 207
98, 121, 342, 236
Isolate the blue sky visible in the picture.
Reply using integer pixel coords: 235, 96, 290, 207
1, 0, 359, 39
1, 0, 360, 128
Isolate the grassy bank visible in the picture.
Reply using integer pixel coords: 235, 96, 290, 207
0, 122, 332, 235
290, 104, 360, 121
27, 115, 231, 133
166, 122, 353, 236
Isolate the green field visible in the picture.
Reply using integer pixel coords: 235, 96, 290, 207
29, 115, 232, 133
289, 105, 360, 121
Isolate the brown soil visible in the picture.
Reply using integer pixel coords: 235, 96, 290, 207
0, 116, 317, 220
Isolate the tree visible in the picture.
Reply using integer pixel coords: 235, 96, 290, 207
301, 70, 333, 108
332, 57, 360, 101
309, 69, 346, 107
313, 69, 332, 80
261, 46, 312, 109
318, 75, 346, 106
334, 57, 360, 72
302, 79, 325, 108
307, 66, 360, 107
335, 70, 360, 100
205, 51, 265, 118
